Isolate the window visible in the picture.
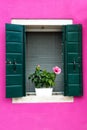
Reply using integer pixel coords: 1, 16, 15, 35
6, 19, 83, 103
26, 27, 64, 95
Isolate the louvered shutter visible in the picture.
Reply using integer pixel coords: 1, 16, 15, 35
6, 24, 26, 98
63, 24, 83, 96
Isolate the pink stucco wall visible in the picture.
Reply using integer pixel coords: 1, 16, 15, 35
0, 0, 87, 129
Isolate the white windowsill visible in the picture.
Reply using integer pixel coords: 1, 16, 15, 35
12, 95, 73, 103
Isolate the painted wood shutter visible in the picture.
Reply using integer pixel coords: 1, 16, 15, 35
63, 24, 83, 96
6, 24, 26, 98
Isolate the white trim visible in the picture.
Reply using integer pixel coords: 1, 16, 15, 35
11, 19, 73, 25
11, 19, 74, 103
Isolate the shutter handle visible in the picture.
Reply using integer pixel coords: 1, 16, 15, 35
73, 59, 76, 71
13, 59, 17, 72
6, 60, 12, 64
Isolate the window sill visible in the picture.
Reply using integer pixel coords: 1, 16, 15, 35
12, 95, 74, 103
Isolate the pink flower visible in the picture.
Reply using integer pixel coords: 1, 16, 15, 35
37, 65, 40, 67
53, 66, 61, 74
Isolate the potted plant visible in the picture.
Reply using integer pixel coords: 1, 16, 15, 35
28, 65, 61, 96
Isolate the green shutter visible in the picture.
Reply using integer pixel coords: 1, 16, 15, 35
6, 24, 26, 98
63, 24, 83, 96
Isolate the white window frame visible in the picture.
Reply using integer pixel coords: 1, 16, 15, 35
11, 19, 74, 103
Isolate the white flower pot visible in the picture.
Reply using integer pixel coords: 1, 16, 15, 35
35, 88, 53, 96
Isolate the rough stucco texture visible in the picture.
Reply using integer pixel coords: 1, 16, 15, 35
0, 0, 87, 130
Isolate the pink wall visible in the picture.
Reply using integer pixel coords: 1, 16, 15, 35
0, 0, 87, 129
